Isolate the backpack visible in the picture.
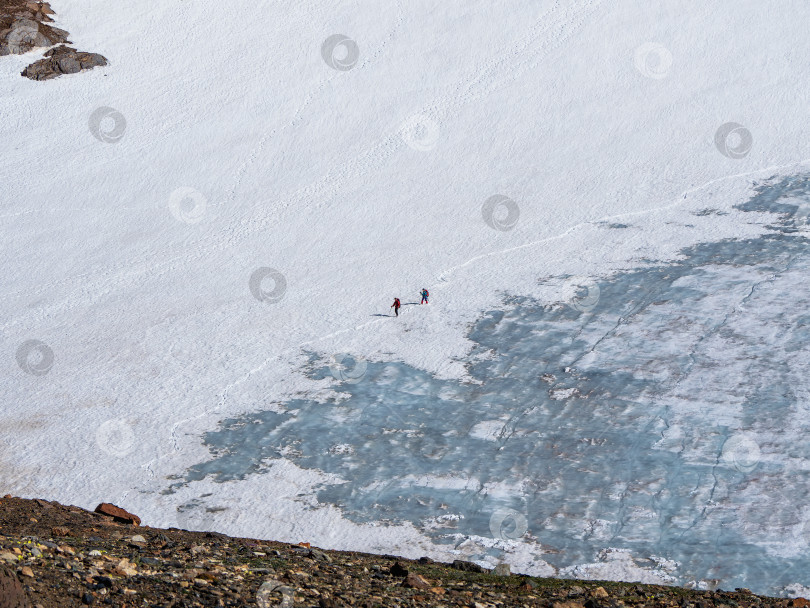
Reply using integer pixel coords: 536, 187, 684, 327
423, 290, 429, 297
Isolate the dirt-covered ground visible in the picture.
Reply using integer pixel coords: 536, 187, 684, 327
0, 496, 806, 608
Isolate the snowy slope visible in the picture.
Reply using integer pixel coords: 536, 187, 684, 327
3, 0, 810, 594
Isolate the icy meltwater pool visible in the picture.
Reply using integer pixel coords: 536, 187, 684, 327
185, 176, 810, 596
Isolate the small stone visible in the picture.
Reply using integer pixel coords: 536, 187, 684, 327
51, 526, 70, 537
112, 558, 137, 577
389, 562, 408, 577
402, 572, 431, 590
88, 550, 102, 557
592, 587, 609, 598
308, 549, 332, 563
130, 535, 146, 544
451, 559, 485, 573
0, 552, 17, 563
19, 566, 33, 578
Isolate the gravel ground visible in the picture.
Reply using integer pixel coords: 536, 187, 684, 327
0, 496, 806, 608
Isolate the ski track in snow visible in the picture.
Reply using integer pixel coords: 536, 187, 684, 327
1, 0, 600, 321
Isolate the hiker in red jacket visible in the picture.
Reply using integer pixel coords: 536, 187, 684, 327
391, 297, 401, 316
420, 288, 429, 304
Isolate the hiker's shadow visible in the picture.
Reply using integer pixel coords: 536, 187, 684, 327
371, 314, 391, 317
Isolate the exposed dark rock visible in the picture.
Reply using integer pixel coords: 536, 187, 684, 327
0, 2, 68, 56
21, 44, 106, 80
389, 561, 409, 577
451, 559, 486, 573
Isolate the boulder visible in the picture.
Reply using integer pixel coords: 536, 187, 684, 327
21, 45, 106, 80
94, 503, 141, 525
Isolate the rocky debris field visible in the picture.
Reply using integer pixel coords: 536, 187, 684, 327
1, 1, 106, 79
0, 1, 67, 55
21, 45, 107, 80
0, 496, 806, 608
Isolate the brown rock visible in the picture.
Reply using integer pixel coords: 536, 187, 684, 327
21, 45, 107, 81
94, 503, 140, 525
402, 572, 431, 590
50, 526, 69, 537
592, 587, 609, 598
790, 599, 810, 608
0, 564, 30, 607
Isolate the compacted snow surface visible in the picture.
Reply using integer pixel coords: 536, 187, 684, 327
3, 0, 810, 597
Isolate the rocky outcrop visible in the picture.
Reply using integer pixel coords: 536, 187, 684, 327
0, 1, 68, 56
21, 44, 106, 80
2, 2, 107, 80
